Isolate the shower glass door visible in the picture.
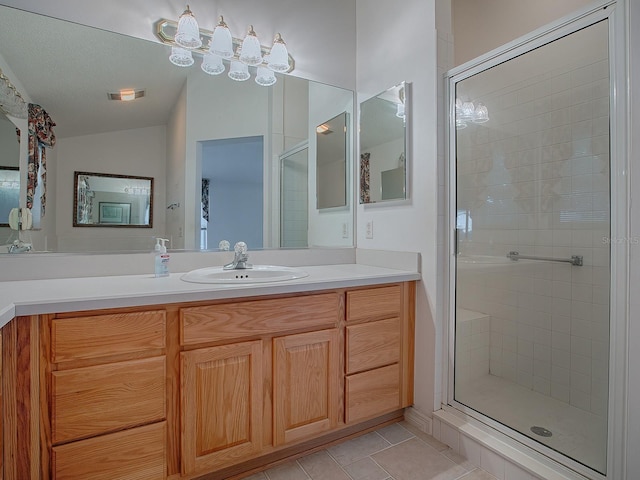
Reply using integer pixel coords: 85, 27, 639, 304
280, 143, 309, 248
452, 19, 610, 474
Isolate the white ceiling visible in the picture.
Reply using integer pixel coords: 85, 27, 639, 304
0, 5, 189, 138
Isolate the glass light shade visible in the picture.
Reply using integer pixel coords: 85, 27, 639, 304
201, 53, 225, 75
456, 118, 468, 130
255, 66, 276, 86
228, 60, 250, 81
209, 16, 234, 59
169, 46, 194, 67
459, 100, 475, 121
267, 33, 290, 72
473, 102, 489, 123
174, 5, 202, 49
239, 25, 263, 66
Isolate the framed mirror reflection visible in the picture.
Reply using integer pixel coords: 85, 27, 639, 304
359, 81, 409, 204
73, 172, 153, 228
316, 112, 348, 210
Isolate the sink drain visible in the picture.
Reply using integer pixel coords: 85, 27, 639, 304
530, 426, 552, 437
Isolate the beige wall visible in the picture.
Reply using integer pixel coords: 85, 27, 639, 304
54, 125, 167, 252
453, 0, 599, 66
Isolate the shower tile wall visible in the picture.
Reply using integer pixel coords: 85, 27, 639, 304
456, 53, 610, 417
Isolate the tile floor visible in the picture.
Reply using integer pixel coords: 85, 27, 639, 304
240, 422, 498, 480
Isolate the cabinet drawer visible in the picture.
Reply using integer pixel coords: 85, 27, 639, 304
181, 293, 340, 345
52, 422, 166, 480
52, 310, 166, 362
346, 364, 400, 423
346, 317, 400, 374
52, 356, 166, 444
346, 286, 401, 322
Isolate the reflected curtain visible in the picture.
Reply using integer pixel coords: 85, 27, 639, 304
201, 178, 210, 222
360, 152, 370, 203
27, 103, 56, 216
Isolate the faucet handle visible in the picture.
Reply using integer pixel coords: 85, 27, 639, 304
234, 241, 248, 254
218, 240, 230, 251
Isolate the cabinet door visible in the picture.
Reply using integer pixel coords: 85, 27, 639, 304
181, 341, 262, 475
273, 329, 339, 446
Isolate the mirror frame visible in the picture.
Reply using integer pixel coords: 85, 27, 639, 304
73, 171, 154, 228
359, 81, 410, 204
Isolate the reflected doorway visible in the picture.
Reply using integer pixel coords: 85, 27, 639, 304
199, 136, 264, 250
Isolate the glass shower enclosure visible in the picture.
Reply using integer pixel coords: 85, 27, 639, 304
448, 15, 611, 476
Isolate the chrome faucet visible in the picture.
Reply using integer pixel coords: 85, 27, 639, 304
223, 242, 252, 270
8, 239, 32, 254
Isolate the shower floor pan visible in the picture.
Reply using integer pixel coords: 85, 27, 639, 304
456, 373, 607, 474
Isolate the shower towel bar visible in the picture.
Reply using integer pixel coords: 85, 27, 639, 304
507, 251, 583, 266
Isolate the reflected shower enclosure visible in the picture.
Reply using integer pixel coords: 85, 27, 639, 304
450, 19, 610, 475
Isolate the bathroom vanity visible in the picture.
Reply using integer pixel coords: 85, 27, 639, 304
0, 264, 417, 479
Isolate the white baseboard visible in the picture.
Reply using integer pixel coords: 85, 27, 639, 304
403, 406, 433, 435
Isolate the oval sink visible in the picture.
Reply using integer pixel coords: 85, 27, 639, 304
180, 265, 309, 284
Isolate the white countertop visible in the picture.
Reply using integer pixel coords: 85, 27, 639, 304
0, 263, 420, 327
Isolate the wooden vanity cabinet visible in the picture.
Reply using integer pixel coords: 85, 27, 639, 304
345, 284, 414, 423
179, 293, 341, 476
46, 310, 168, 480
2, 281, 414, 480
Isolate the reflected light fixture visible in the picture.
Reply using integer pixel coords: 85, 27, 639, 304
396, 86, 406, 119
108, 89, 146, 101
156, 6, 294, 86
455, 98, 489, 129
0, 69, 27, 118
316, 124, 333, 135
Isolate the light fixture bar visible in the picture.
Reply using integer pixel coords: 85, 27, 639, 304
154, 18, 295, 73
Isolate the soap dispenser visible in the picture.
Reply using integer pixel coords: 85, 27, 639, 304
154, 238, 170, 277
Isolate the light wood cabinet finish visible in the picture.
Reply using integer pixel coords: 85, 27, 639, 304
273, 329, 340, 446
346, 364, 400, 423
3, 281, 415, 480
346, 317, 400, 374
52, 422, 166, 480
181, 293, 340, 346
52, 356, 166, 444
51, 311, 166, 363
181, 341, 263, 475
346, 285, 401, 323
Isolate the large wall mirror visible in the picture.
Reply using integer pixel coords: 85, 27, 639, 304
359, 82, 409, 204
0, 112, 20, 229
0, 5, 354, 254
73, 172, 153, 228
316, 112, 348, 209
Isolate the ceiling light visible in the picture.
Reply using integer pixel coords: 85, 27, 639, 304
155, 8, 295, 87
316, 124, 333, 135
108, 89, 146, 101
174, 5, 202, 49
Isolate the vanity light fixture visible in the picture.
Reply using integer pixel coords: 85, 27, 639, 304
174, 5, 202, 49
455, 98, 489, 129
155, 6, 294, 86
